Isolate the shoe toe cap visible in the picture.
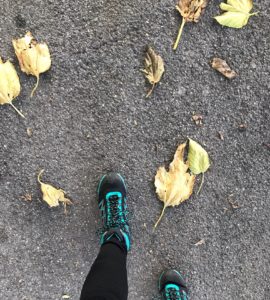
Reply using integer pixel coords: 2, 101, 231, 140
159, 269, 187, 291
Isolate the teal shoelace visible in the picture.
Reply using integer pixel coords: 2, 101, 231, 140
106, 195, 127, 229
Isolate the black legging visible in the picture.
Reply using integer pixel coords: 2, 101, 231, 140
80, 241, 128, 300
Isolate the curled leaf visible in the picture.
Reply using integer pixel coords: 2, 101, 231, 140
195, 239, 205, 246
38, 170, 72, 212
13, 32, 51, 97
174, 0, 208, 50
0, 57, 24, 118
142, 47, 164, 97
214, 0, 258, 28
211, 57, 237, 79
187, 138, 210, 194
154, 143, 195, 228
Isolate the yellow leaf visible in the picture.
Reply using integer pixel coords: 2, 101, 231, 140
13, 32, 51, 97
187, 139, 210, 175
187, 138, 210, 194
38, 170, 72, 212
173, 0, 208, 50
142, 47, 165, 97
227, 0, 253, 13
154, 143, 195, 228
0, 57, 25, 118
214, 0, 258, 28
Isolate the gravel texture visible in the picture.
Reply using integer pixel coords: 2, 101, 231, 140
0, 1, 269, 299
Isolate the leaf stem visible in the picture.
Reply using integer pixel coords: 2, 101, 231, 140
31, 75, 40, 97
146, 83, 155, 98
197, 172, 205, 195
154, 204, 167, 229
9, 102, 26, 118
37, 169, 44, 184
173, 18, 186, 50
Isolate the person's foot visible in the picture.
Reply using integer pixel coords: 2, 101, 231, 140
97, 172, 130, 251
159, 269, 189, 300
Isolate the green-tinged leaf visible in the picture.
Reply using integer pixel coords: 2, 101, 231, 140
220, 3, 238, 12
214, 0, 257, 29
187, 139, 210, 175
227, 0, 253, 13
214, 12, 250, 28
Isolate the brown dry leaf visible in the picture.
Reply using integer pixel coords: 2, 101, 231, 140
142, 47, 164, 97
174, 0, 208, 50
154, 143, 195, 228
21, 193, 32, 202
13, 32, 51, 97
27, 127, 33, 137
228, 195, 240, 209
238, 123, 247, 130
211, 57, 237, 79
38, 170, 72, 213
195, 239, 205, 246
218, 131, 224, 140
192, 114, 203, 126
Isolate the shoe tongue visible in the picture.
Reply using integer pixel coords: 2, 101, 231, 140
110, 195, 119, 200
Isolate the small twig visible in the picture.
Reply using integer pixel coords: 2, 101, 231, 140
9, 102, 26, 118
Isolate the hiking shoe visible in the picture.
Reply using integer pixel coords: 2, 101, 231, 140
97, 172, 130, 251
159, 269, 189, 300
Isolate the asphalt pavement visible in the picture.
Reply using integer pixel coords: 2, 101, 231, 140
0, 0, 269, 299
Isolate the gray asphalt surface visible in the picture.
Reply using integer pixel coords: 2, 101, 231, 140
0, 1, 269, 299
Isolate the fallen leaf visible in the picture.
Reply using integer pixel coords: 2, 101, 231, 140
142, 47, 164, 97
27, 127, 33, 137
218, 131, 224, 140
187, 139, 210, 194
154, 143, 195, 228
192, 114, 203, 126
238, 123, 247, 130
13, 32, 51, 97
214, 0, 258, 28
228, 195, 240, 209
0, 57, 25, 118
195, 239, 205, 246
173, 0, 208, 50
211, 57, 237, 79
62, 295, 70, 299
20, 193, 32, 202
38, 170, 72, 213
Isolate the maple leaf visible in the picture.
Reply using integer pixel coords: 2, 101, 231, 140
154, 143, 195, 228
142, 47, 165, 97
38, 170, 72, 213
173, 0, 208, 50
214, 0, 258, 28
13, 32, 51, 97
